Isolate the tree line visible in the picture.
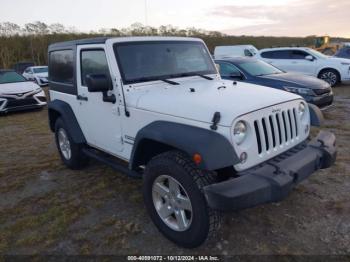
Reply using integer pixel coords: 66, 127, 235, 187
0, 21, 349, 69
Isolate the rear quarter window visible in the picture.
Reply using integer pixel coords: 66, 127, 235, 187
49, 50, 74, 84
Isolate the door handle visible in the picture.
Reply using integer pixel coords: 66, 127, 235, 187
77, 95, 88, 101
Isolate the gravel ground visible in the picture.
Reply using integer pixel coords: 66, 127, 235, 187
0, 84, 349, 255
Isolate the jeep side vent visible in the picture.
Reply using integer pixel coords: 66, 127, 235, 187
254, 107, 300, 155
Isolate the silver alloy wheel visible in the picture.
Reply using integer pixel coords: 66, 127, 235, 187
58, 128, 71, 160
152, 175, 193, 232
320, 71, 337, 86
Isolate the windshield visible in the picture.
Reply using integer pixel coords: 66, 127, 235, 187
0, 71, 26, 84
114, 41, 217, 84
239, 60, 283, 76
306, 49, 328, 59
33, 67, 48, 74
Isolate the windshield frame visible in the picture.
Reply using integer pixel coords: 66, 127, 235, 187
113, 40, 217, 85
0, 71, 27, 84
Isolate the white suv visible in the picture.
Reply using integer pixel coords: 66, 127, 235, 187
47, 37, 336, 248
258, 47, 350, 86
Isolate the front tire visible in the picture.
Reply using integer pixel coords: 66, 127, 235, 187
54, 118, 88, 169
143, 151, 220, 248
318, 69, 340, 87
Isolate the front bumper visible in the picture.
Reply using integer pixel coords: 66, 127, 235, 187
0, 91, 46, 113
204, 131, 337, 211
305, 93, 334, 110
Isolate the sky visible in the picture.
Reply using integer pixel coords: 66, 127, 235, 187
0, 0, 349, 37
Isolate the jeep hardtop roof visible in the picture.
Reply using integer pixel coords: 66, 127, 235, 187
48, 36, 203, 52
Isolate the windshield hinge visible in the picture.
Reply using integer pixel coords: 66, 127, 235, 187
210, 112, 221, 130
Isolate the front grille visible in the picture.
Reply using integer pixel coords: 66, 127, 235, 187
6, 97, 38, 108
314, 88, 331, 96
254, 108, 299, 155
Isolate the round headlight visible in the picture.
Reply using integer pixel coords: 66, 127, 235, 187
233, 121, 247, 145
298, 102, 306, 115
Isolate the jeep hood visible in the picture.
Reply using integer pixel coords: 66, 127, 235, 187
131, 78, 301, 127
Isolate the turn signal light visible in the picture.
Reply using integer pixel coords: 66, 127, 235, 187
193, 153, 202, 165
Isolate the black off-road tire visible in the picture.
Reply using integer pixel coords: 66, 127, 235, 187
143, 150, 221, 248
54, 117, 89, 169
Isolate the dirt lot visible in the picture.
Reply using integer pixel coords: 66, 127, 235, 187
0, 85, 349, 255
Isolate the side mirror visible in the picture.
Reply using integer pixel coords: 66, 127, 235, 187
229, 71, 243, 80
85, 74, 116, 103
305, 55, 314, 61
85, 74, 111, 92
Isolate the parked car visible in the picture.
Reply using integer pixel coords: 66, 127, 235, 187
214, 45, 259, 59
0, 70, 46, 113
13, 62, 35, 74
258, 47, 350, 86
48, 37, 336, 248
215, 57, 334, 109
334, 46, 350, 59
23, 66, 49, 86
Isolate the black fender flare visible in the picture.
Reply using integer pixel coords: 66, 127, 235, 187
48, 100, 86, 144
308, 103, 324, 127
130, 121, 239, 171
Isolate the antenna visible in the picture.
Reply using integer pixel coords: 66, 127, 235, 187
144, 0, 148, 26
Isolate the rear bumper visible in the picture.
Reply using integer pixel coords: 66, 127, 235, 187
204, 131, 337, 211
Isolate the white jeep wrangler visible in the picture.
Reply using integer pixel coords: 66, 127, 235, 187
48, 37, 336, 248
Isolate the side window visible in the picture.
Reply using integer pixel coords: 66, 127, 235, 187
244, 49, 253, 57
272, 50, 292, 59
80, 49, 110, 86
261, 51, 292, 59
49, 50, 74, 84
260, 51, 277, 59
291, 50, 309, 59
218, 62, 241, 77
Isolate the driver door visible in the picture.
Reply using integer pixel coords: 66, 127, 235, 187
76, 45, 123, 155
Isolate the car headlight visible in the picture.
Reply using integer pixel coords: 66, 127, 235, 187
298, 102, 306, 116
283, 86, 315, 96
34, 88, 43, 94
233, 121, 247, 145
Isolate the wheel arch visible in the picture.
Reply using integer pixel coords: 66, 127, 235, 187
129, 121, 239, 171
48, 100, 86, 144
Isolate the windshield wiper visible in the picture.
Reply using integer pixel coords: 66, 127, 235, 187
161, 79, 179, 85
195, 74, 213, 80
176, 72, 214, 80
130, 76, 179, 85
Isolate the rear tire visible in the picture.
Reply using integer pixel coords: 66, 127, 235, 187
318, 69, 340, 87
54, 118, 88, 169
143, 151, 220, 248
